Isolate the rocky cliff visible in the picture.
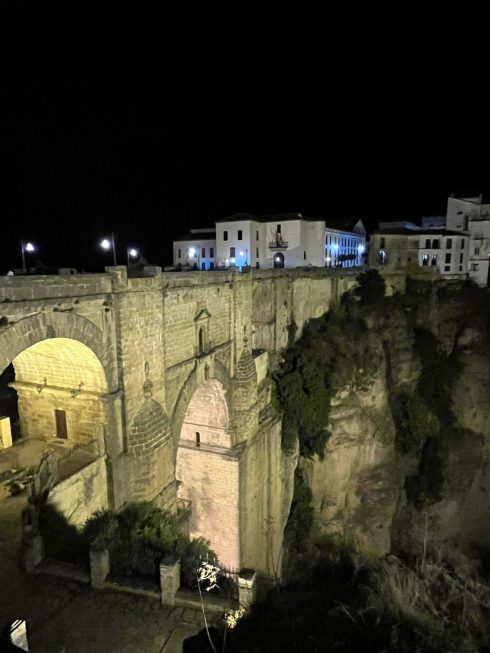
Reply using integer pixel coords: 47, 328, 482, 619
277, 276, 490, 561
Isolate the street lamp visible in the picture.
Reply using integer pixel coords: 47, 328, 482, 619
127, 247, 139, 269
20, 241, 36, 272
239, 249, 249, 266
100, 232, 117, 265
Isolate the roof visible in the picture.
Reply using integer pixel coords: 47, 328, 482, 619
173, 231, 216, 242
373, 228, 468, 236
216, 212, 323, 223
325, 218, 363, 231
216, 213, 258, 223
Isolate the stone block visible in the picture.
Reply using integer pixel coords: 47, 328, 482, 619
0, 416, 12, 449
160, 555, 181, 606
90, 547, 110, 588
238, 568, 257, 610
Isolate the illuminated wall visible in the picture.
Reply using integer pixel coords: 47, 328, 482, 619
176, 379, 240, 569
12, 337, 107, 447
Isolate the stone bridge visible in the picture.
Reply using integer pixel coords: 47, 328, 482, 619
0, 266, 402, 574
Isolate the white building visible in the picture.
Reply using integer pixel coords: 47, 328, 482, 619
173, 214, 366, 271
446, 192, 490, 287
215, 213, 366, 270
173, 228, 216, 270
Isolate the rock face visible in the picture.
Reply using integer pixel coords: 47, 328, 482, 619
294, 281, 490, 559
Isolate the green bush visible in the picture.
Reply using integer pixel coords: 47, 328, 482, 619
83, 501, 212, 580
353, 269, 386, 305
390, 391, 438, 454
274, 304, 383, 458
284, 469, 314, 556
414, 328, 459, 425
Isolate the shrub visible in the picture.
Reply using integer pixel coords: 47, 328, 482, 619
414, 328, 459, 425
83, 501, 192, 578
284, 469, 314, 555
353, 269, 386, 305
390, 391, 438, 454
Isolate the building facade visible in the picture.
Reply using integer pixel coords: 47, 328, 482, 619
446, 193, 490, 287
173, 228, 216, 270
369, 224, 469, 279
174, 214, 366, 270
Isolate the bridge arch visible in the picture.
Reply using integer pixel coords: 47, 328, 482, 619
173, 362, 240, 568
0, 312, 109, 382
0, 313, 110, 448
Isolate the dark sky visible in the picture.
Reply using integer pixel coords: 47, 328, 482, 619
2, 9, 489, 273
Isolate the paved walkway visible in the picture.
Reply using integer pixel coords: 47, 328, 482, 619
0, 490, 207, 652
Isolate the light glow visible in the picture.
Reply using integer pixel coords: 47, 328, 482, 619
24, 242, 35, 252
100, 239, 111, 250
358, 245, 365, 253
128, 248, 138, 258
188, 247, 196, 258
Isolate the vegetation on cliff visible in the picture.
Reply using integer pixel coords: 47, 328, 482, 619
275, 273, 490, 563
187, 547, 490, 653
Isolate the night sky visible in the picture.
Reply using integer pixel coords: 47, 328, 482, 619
2, 10, 489, 273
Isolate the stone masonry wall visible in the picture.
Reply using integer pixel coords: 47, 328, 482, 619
176, 444, 240, 569
48, 457, 109, 526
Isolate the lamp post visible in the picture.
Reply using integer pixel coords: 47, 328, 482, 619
127, 247, 139, 269
188, 246, 199, 269
20, 241, 35, 273
100, 232, 117, 265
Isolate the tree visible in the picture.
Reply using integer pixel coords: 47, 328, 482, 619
353, 269, 385, 305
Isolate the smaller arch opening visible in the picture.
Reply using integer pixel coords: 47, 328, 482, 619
198, 327, 204, 354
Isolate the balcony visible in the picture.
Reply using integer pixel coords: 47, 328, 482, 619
268, 235, 288, 250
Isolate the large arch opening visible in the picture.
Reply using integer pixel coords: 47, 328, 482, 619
176, 379, 240, 569
0, 337, 108, 462
11, 337, 107, 446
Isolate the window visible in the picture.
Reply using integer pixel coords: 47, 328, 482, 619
201, 247, 205, 258
238, 230, 243, 240
471, 263, 479, 272
178, 248, 181, 258
380, 237, 385, 248
230, 247, 235, 257
277, 224, 281, 233
475, 247, 480, 255
256, 230, 259, 241
446, 239, 452, 249
422, 254, 429, 266
460, 239, 465, 248
431, 254, 438, 265
256, 247, 259, 258
223, 230, 228, 241
459, 266, 463, 272
425, 239, 431, 248
432, 239, 440, 249
210, 247, 214, 258
444, 266, 450, 272
460, 253, 463, 264
201, 262, 206, 270
195, 432, 201, 447
304, 251, 306, 260
210, 262, 214, 270
445, 253, 451, 264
